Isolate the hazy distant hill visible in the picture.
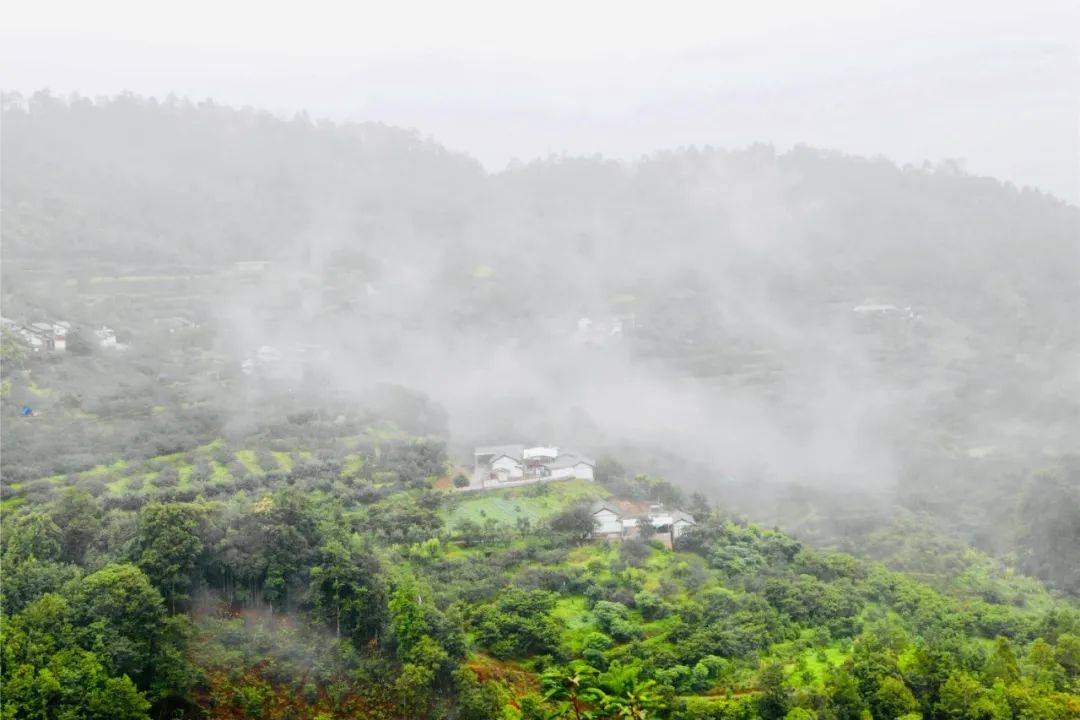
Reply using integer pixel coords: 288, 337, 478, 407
3, 91, 1078, 597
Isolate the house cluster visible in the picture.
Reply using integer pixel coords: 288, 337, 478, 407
473, 445, 596, 489
2, 318, 70, 353
591, 500, 697, 544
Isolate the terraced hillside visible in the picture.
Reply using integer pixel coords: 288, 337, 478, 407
3, 426, 1079, 719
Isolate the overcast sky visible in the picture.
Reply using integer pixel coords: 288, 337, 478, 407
3, 0, 1078, 202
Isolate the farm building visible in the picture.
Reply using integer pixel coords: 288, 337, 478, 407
590, 501, 625, 538
588, 501, 697, 544
472, 444, 595, 488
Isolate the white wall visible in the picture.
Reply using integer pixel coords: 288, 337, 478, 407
550, 463, 594, 481
491, 456, 523, 479
594, 509, 621, 535
524, 446, 559, 459
572, 463, 594, 480
671, 520, 694, 538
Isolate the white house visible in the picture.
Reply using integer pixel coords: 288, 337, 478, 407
523, 446, 559, 461
667, 510, 697, 539
591, 501, 624, 537
51, 322, 70, 352
547, 453, 595, 481
16, 321, 70, 353
472, 444, 594, 488
96, 326, 118, 349
588, 502, 697, 542
490, 454, 525, 480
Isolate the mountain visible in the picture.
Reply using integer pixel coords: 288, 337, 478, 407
2, 91, 1079, 719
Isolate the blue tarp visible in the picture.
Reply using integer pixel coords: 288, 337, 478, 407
20, 406, 33, 416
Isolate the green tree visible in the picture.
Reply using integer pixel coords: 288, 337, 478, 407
2, 648, 151, 720
757, 661, 791, 720
936, 671, 984, 720
1015, 473, 1080, 594
1024, 638, 1066, 691
4, 512, 62, 563
66, 563, 166, 683
473, 589, 561, 659
542, 662, 602, 720
134, 503, 204, 610
873, 676, 919, 719
307, 536, 387, 642
824, 667, 866, 720
1055, 633, 1080, 678
0, 557, 80, 615
395, 662, 435, 719
389, 574, 430, 657
454, 666, 502, 720
51, 488, 102, 564
984, 636, 1019, 685
903, 638, 957, 714
548, 504, 597, 544
1, 593, 76, 670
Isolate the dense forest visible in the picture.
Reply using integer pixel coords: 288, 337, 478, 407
3, 419, 1080, 719
2, 92, 1079, 718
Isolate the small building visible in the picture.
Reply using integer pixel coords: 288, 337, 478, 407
52, 322, 70, 352
523, 446, 559, 461
644, 505, 698, 540
471, 444, 593, 487
17, 321, 70, 353
29, 323, 55, 351
96, 326, 118, 349
547, 453, 596, 481
668, 510, 697, 540
490, 454, 525, 481
591, 501, 624, 538
589, 501, 697, 543
474, 445, 526, 485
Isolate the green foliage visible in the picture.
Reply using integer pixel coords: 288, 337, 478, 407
474, 589, 562, 659
133, 502, 203, 607
1015, 472, 1080, 595
548, 503, 599, 545
307, 535, 387, 643
757, 662, 790, 720
1, 647, 151, 720
4, 512, 62, 564
3, 434, 1080, 720
66, 563, 166, 682
50, 488, 102, 564
872, 676, 919, 719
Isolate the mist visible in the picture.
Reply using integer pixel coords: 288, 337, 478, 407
4, 8, 1080, 719
4, 91, 1076, 521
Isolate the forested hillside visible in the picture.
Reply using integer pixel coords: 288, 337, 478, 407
3, 417, 1079, 719
4, 92, 1078, 597
2, 92, 1079, 719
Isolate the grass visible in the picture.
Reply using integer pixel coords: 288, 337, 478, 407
551, 596, 592, 629
342, 454, 365, 478
272, 451, 293, 472
27, 382, 55, 398
234, 450, 264, 475
783, 643, 848, 688
444, 479, 608, 527
210, 460, 231, 482
552, 596, 596, 650
106, 475, 132, 493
